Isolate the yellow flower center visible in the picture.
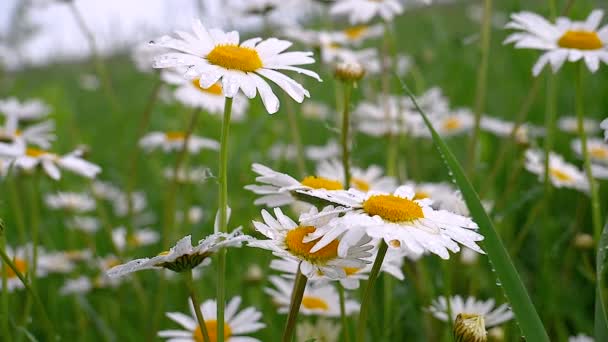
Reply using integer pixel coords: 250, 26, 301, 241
558, 30, 603, 50
207, 44, 263, 72
26, 147, 48, 158
165, 131, 186, 141
443, 117, 462, 131
193, 320, 232, 342
191, 79, 224, 95
413, 191, 430, 200
363, 194, 425, 222
285, 226, 339, 263
343, 267, 360, 276
550, 167, 573, 182
351, 178, 370, 192
301, 176, 344, 190
589, 146, 608, 160
343, 25, 368, 40
301, 296, 330, 311
7, 258, 27, 278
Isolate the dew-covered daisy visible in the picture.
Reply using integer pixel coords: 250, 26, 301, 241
161, 68, 249, 120
299, 186, 485, 259
265, 275, 359, 316
428, 295, 514, 328
11, 147, 101, 180
139, 131, 219, 154
558, 116, 600, 134
250, 207, 372, 279
296, 319, 340, 342
315, 159, 397, 193
107, 213, 248, 277
330, 0, 404, 24
112, 226, 160, 252
504, 10, 608, 75
572, 138, 608, 165
305, 139, 341, 161
405, 181, 472, 216
524, 149, 589, 192
150, 20, 321, 114
45, 192, 96, 213
159, 296, 265, 342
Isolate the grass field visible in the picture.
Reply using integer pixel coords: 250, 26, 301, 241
1, 0, 608, 341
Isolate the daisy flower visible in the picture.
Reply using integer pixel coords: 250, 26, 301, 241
355, 96, 411, 137
60, 276, 94, 296
405, 181, 472, 216
571, 138, 608, 165
139, 131, 219, 154
131, 40, 168, 73
558, 116, 600, 134
569, 334, 594, 342
299, 186, 485, 259
413, 108, 475, 138
601, 117, 608, 140
10, 146, 101, 180
480, 116, 542, 144
66, 216, 101, 234
112, 226, 160, 252
44, 192, 96, 213
305, 139, 341, 161
315, 159, 397, 193
150, 20, 321, 114
250, 207, 373, 279
268, 142, 297, 162
161, 68, 249, 120
524, 149, 589, 192
428, 295, 514, 328
504, 10, 608, 75
330, 0, 404, 24
0, 97, 50, 125
329, 24, 385, 46
296, 319, 341, 342
0, 119, 55, 149
592, 164, 608, 180
301, 101, 331, 121
158, 296, 265, 342
265, 275, 359, 316
164, 166, 213, 184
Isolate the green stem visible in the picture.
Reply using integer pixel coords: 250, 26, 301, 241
216, 97, 233, 342
356, 240, 388, 342
282, 265, 308, 342
382, 275, 393, 340
338, 283, 351, 342
0, 234, 9, 341
574, 62, 603, 243
466, 0, 492, 178
285, 97, 307, 177
543, 72, 557, 195
341, 82, 353, 187
441, 260, 454, 340
8, 177, 27, 245
185, 269, 211, 342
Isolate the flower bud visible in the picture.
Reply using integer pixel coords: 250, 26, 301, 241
334, 62, 365, 82
454, 313, 487, 342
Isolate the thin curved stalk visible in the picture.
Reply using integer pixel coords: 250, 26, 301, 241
356, 240, 388, 342
185, 269, 211, 342
338, 283, 351, 342
341, 82, 353, 187
282, 264, 308, 342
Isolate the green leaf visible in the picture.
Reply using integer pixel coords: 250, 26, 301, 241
398, 78, 549, 342
595, 222, 608, 341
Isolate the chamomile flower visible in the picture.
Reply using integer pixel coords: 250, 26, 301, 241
315, 159, 397, 193
601, 118, 608, 140
299, 186, 485, 259
11, 147, 101, 180
1, 245, 73, 292
305, 139, 341, 161
330, 24, 385, 45
301, 101, 331, 120
481, 116, 542, 144
139, 131, 220, 154
112, 227, 160, 252
66, 216, 101, 234
268, 142, 297, 161
405, 182, 470, 216
158, 296, 265, 342
44, 192, 96, 213
355, 96, 410, 137
132, 40, 168, 73
1, 246, 34, 292
265, 275, 359, 316
296, 320, 341, 342
571, 138, 608, 165
163, 166, 213, 184
414, 108, 474, 138
161, 69, 249, 120
330, 0, 404, 24
592, 164, 608, 180
250, 207, 373, 279
569, 334, 594, 342
504, 10, 608, 75
558, 116, 600, 134
150, 20, 321, 114
0, 97, 50, 125
428, 295, 514, 328
60, 276, 94, 295
0, 119, 55, 149
524, 149, 589, 192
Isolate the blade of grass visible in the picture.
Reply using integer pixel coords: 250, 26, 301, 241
595, 222, 608, 341
398, 77, 549, 342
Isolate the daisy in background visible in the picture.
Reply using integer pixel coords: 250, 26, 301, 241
159, 296, 265, 342
301, 101, 331, 121
405, 182, 470, 215
504, 9, 608, 75
299, 186, 485, 259
266, 275, 359, 316
592, 164, 608, 180
112, 226, 160, 252
268, 142, 297, 162
44, 192, 96, 213
428, 295, 514, 338
330, 0, 404, 24
355, 96, 410, 137
150, 20, 321, 114
0, 119, 56, 149
164, 166, 213, 184
305, 139, 340, 161
161, 68, 249, 121
558, 116, 600, 134
131, 40, 168, 73
601, 118, 608, 140
569, 334, 594, 342
0, 97, 51, 125
315, 159, 397, 193
250, 207, 373, 279
7, 146, 101, 180
296, 320, 340, 342
410, 108, 474, 138
329, 24, 385, 46
66, 216, 101, 234
525, 149, 589, 192
480, 116, 543, 144
572, 138, 608, 165
139, 131, 219, 154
